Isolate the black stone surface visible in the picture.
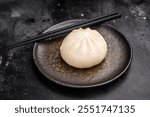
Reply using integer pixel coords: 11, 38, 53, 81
0, 0, 150, 99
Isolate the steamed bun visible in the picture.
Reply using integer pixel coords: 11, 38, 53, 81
60, 28, 107, 68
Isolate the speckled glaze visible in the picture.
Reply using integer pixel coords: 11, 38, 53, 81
33, 20, 132, 88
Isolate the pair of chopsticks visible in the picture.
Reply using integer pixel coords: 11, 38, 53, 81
3, 12, 121, 54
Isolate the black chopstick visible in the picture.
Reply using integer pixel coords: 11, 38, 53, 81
4, 12, 121, 52
18, 12, 118, 42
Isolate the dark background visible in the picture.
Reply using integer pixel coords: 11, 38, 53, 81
0, 0, 150, 99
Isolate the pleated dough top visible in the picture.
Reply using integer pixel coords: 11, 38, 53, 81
60, 28, 107, 68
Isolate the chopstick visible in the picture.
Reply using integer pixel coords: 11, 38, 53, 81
4, 12, 121, 53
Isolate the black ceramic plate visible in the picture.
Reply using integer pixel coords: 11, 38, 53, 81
33, 20, 132, 88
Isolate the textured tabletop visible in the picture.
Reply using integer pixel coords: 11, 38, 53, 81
0, 0, 150, 99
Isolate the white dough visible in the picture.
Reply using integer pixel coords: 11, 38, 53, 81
60, 28, 107, 68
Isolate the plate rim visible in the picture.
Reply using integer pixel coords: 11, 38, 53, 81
33, 20, 133, 88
